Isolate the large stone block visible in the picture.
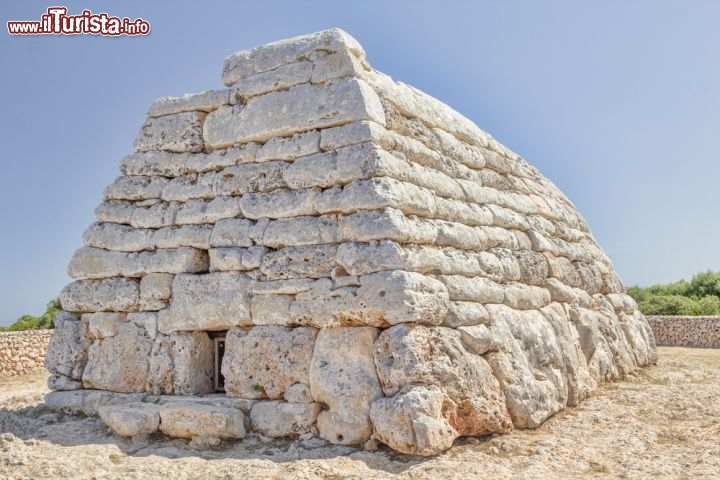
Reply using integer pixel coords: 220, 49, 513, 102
160, 172, 216, 202
59, 278, 140, 313
231, 61, 313, 99
222, 28, 365, 86
157, 273, 254, 333
309, 327, 382, 445
83, 312, 126, 339
103, 175, 169, 201
213, 161, 288, 196
209, 246, 266, 272
147, 89, 231, 117
130, 202, 179, 229
209, 218, 254, 247
67, 246, 208, 279
371, 324, 512, 455
256, 130, 320, 162
94, 200, 135, 225
153, 225, 213, 250
260, 244, 338, 280
222, 326, 317, 399
261, 215, 341, 248
159, 404, 246, 440
44, 311, 88, 381
204, 77, 384, 148
484, 304, 569, 428
249, 401, 321, 437
82, 322, 153, 393
370, 385, 458, 456
289, 270, 449, 327
284, 142, 386, 190
239, 188, 318, 220
147, 332, 214, 395
120, 151, 194, 177
99, 403, 161, 440
83, 222, 154, 252
134, 111, 206, 153
175, 197, 243, 225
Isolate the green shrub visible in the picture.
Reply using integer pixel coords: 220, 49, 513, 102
628, 270, 720, 316
0, 299, 60, 332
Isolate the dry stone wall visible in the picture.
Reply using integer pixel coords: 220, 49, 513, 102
44, 28, 657, 456
647, 316, 720, 347
0, 330, 52, 377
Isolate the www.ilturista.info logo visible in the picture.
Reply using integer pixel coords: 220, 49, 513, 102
7, 7, 150, 36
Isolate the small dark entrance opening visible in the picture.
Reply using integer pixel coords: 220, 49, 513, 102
209, 331, 227, 392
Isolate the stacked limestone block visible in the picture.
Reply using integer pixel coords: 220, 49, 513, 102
44, 28, 657, 456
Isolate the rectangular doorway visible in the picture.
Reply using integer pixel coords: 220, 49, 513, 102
210, 333, 226, 392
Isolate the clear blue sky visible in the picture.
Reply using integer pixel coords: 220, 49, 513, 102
1, 0, 719, 325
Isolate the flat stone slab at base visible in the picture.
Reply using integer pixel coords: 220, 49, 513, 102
46, 390, 248, 445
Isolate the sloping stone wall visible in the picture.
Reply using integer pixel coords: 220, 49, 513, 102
0, 330, 52, 377
44, 28, 657, 456
647, 316, 720, 347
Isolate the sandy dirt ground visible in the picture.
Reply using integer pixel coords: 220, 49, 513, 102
1, 346, 718, 479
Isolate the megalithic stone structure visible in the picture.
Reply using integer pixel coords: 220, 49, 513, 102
43, 28, 657, 456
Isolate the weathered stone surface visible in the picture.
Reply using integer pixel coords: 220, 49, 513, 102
83, 222, 154, 252
370, 384, 458, 456
83, 312, 126, 339
443, 301, 489, 327
240, 188, 318, 220
147, 332, 214, 395
256, 131, 320, 162
161, 172, 216, 202
130, 202, 179, 229
311, 47, 367, 83
120, 151, 193, 177
231, 61, 313, 99
209, 246, 266, 272
289, 270, 449, 327
68, 246, 208, 279
159, 404, 246, 440
103, 176, 168, 201
44, 311, 88, 380
158, 273, 253, 333
283, 383, 313, 403
139, 273, 174, 307
250, 401, 321, 437
129, 312, 158, 339
175, 197, 243, 225
209, 218, 254, 247
262, 215, 341, 248
204, 78, 384, 148
82, 322, 153, 393
371, 324, 512, 454
310, 327, 382, 445
59, 278, 140, 313
98, 403, 161, 439
44, 390, 147, 417
260, 244, 337, 280
153, 225, 213, 250
147, 89, 231, 117
220, 168, 289, 204
94, 201, 135, 225
188, 143, 260, 172
47, 374, 83, 391
222, 28, 364, 86
222, 326, 317, 399
134, 111, 206, 153
484, 304, 568, 428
